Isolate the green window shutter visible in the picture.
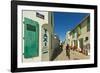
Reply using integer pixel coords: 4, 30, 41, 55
77, 26, 81, 37
23, 17, 39, 58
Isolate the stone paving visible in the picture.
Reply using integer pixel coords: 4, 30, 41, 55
54, 48, 89, 61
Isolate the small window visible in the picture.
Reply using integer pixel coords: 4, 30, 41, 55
85, 37, 88, 41
27, 24, 36, 32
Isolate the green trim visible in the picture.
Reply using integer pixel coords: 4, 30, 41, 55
23, 17, 39, 58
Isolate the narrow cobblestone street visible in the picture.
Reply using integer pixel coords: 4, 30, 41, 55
54, 47, 89, 61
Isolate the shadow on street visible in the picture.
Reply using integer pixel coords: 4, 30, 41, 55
50, 46, 63, 61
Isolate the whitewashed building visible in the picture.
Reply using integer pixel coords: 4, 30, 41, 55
22, 10, 54, 62
68, 14, 90, 55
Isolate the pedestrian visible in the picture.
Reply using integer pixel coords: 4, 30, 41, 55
66, 44, 70, 59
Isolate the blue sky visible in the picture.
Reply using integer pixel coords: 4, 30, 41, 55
53, 12, 89, 41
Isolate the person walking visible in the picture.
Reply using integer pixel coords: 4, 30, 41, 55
66, 44, 70, 59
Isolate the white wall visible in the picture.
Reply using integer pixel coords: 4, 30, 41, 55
0, 0, 99, 73
78, 18, 90, 46
22, 11, 49, 62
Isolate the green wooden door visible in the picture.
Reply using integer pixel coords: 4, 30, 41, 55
23, 17, 39, 58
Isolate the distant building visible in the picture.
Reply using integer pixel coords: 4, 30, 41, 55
68, 14, 90, 55
64, 31, 71, 49
65, 31, 70, 45
22, 11, 54, 62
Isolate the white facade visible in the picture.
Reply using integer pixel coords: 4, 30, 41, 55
65, 31, 70, 44
64, 31, 70, 49
77, 18, 90, 55
68, 15, 90, 55
22, 11, 53, 62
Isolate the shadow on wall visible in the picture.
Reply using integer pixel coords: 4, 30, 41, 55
50, 46, 63, 61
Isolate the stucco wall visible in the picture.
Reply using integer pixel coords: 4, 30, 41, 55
22, 10, 50, 62
78, 18, 90, 46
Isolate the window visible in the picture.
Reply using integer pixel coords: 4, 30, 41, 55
72, 31, 75, 38
27, 24, 36, 32
85, 37, 88, 41
74, 40, 78, 46
77, 26, 81, 37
